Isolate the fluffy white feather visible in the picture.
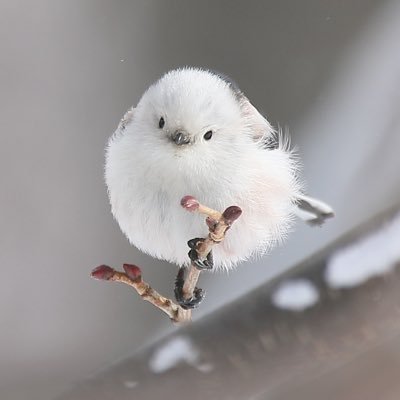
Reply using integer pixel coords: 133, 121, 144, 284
105, 67, 302, 270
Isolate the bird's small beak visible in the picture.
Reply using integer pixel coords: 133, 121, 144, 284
171, 131, 190, 146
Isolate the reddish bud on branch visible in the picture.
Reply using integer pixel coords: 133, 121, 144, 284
206, 216, 218, 231
180, 195, 199, 211
222, 206, 242, 224
91, 265, 115, 281
123, 263, 142, 281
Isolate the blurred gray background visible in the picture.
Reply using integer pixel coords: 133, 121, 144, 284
1, 1, 400, 399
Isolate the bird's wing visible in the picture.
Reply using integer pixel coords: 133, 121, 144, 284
239, 96, 275, 143
222, 75, 334, 226
238, 97, 334, 226
109, 106, 136, 144
295, 194, 335, 226
117, 106, 135, 132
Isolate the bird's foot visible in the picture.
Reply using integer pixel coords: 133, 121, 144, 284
187, 238, 214, 271
174, 267, 205, 309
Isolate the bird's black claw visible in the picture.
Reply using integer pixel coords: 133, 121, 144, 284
176, 288, 205, 310
174, 267, 205, 309
188, 248, 214, 271
187, 237, 204, 249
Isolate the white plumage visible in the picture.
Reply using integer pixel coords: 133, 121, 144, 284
105, 67, 306, 270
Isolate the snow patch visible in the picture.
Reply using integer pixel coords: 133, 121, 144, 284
196, 362, 214, 373
271, 279, 319, 311
149, 336, 212, 374
325, 212, 400, 289
123, 380, 138, 389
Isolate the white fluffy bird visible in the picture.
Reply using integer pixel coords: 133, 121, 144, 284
105, 67, 333, 277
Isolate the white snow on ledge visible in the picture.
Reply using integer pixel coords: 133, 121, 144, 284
271, 279, 319, 311
123, 380, 138, 389
325, 212, 400, 289
148, 336, 213, 374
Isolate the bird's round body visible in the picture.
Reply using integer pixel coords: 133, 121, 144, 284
105, 68, 302, 270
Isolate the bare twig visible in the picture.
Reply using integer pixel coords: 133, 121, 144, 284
91, 264, 189, 323
180, 196, 242, 309
91, 196, 242, 324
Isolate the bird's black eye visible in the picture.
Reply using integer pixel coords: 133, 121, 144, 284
204, 130, 213, 140
159, 117, 165, 129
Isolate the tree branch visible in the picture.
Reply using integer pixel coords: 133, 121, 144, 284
91, 196, 242, 324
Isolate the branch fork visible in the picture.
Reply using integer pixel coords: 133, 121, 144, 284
91, 196, 242, 324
